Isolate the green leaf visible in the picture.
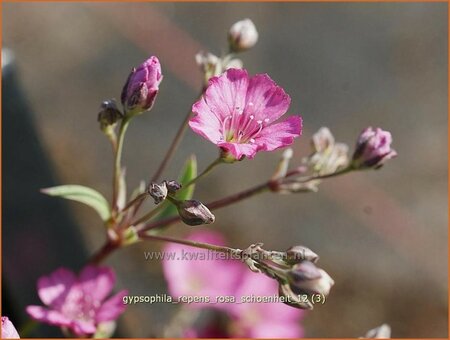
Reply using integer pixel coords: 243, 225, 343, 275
158, 155, 197, 219
42, 185, 111, 221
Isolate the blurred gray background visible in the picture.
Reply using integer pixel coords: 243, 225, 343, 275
3, 2, 448, 338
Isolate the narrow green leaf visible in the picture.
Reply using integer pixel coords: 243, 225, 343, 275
42, 185, 111, 221
157, 155, 197, 219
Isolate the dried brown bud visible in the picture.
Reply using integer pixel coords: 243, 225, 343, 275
148, 182, 168, 204
177, 200, 215, 226
164, 180, 182, 193
278, 282, 313, 310
98, 99, 123, 129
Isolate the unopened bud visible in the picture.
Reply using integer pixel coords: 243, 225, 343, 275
98, 99, 123, 130
278, 282, 313, 310
288, 261, 334, 296
352, 127, 397, 169
148, 182, 168, 204
164, 180, 182, 193
362, 324, 391, 339
285, 245, 319, 264
177, 200, 215, 226
228, 19, 258, 53
121, 56, 163, 115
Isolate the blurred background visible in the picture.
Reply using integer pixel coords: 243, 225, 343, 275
2, 2, 448, 338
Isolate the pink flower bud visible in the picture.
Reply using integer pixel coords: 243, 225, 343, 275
1, 317, 20, 339
228, 19, 258, 52
121, 56, 162, 115
352, 127, 397, 169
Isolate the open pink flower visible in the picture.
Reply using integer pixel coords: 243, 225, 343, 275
162, 231, 243, 309
189, 68, 302, 160
26, 266, 127, 336
162, 231, 305, 338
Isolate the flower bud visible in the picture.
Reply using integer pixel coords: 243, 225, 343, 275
278, 282, 313, 310
287, 261, 334, 296
362, 324, 391, 339
98, 99, 123, 130
148, 182, 168, 204
177, 200, 215, 226
164, 180, 182, 194
121, 56, 162, 115
228, 19, 258, 52
352, 127, 397, 169
285, 245, 319, 264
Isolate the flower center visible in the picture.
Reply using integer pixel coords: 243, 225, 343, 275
221, 103, 269, 143
61, 290, 101, 322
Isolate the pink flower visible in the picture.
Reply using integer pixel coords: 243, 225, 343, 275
189, 69, 302, 160
121, 56, 163, 114
228, 272, 305, 338
162, 231, 305, 338
352, 127, 397, 169
162, 231, 243, 309
26, 266, 127, 336
1, 316, 20, 338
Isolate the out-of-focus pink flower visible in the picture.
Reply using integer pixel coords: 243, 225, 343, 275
189, 69, 302, 161
229, 271, 304, 338
26, 266, 127, 336
121, 56, 163, 114
162, 231, 305, 338
162, 231, 243, 309
352, 127, 397, 169
1, 316, 20, 338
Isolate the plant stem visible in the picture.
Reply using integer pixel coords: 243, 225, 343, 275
150, 110, 193, 183
182, 157, 223, 188
89, 240, 120, 264
112, 117, 131, 211
137, 182, 270, 233
139, 233, 242, 257
131, 203, 166, 226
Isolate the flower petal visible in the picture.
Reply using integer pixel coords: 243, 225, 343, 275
37, 267, 77, 309
79, 266, 115, 302
95, 290, 128, 323
245, 74, 291, 124
189, 97, 224, 144
203, 68, 249, 121
71, 320, 97, 336
26, 306, 71, 327
217, 141, 259, 160
255, 116, 302, 152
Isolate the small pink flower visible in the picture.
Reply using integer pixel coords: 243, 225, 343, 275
162, 231, 305, 338
26, 266, 127, 336
1, 316, 20, 338
121, 56, 163, 114
162, 231, 243, 309
189, 69, 302, 160
352, 127, 397, 169
229, 271, 305, 338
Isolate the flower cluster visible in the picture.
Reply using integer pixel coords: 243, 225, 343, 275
14, 18, 397, 338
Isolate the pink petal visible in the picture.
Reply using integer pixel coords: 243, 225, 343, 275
1, 317, 20, 339
249, 321, 304, 338
26, 306, 71, 327
78, 265, 115, 302
217, 141, 258, 160
70, 320, 97, 336
189, 97, 224, 144
245, 73, 291, 124
37, 267, 77, 309
162, 231, 244, 309
202, 68, 249, 121
96, 290, 128, 323
255, 115, 302, 152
